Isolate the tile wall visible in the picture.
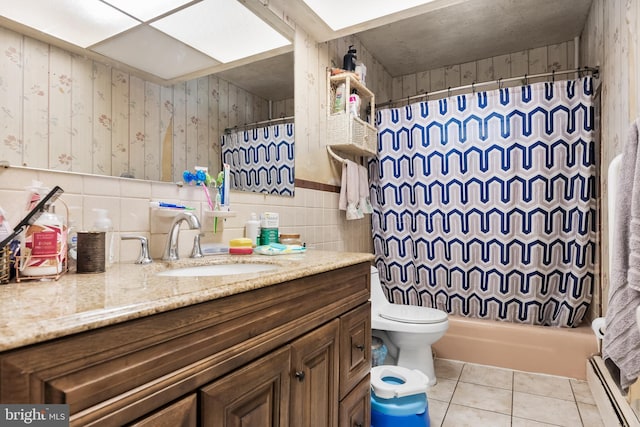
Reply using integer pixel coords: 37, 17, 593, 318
0, 166, 373, 264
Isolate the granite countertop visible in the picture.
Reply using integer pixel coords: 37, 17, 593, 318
0, 250, 374, 352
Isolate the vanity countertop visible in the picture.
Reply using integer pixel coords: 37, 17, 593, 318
0, 250, 374, 352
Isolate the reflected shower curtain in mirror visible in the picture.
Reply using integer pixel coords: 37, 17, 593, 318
221, 123, 295, 196
370, 78, 596, 327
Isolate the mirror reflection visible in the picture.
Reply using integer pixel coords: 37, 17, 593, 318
0, 24, 294, 195
221, 119, 295, 196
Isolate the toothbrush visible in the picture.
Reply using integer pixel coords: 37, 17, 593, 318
150, 201, 195, 210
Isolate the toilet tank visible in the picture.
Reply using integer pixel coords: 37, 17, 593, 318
370, 266, 391, 308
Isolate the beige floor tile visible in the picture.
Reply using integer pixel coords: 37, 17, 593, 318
435, 358, 464, 381
427, 398, 448, 427
578, 402, 605, 427
512, 417, 560, 426
460, 362, 513, 390
513, 391, 582, 426
442, 404, 511, 427
428, 378, 458, 403
514, 371, 575, 401
571, 379, 597, 405
451, 381, 512, 415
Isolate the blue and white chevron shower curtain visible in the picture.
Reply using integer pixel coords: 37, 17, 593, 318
221, 123, 295, 196
371, 78, 596, 327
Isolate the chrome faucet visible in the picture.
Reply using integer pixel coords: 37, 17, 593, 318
121, 235, 153, 264
162, 211, 201, 261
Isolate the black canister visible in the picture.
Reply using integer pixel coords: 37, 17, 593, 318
343, 45, 357, 71
77, 231, 105, 273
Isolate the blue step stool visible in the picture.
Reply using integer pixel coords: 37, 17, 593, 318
370, 365, 430, 427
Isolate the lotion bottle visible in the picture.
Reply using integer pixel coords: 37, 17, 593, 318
245, 213, 261, 247
21, 205, 65, 276
334, 83, 346, 113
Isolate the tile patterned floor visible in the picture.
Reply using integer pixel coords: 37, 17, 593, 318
426, 359, 605, 427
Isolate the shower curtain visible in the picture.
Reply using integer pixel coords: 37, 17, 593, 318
371, 78, 596, 327
221, 123, 295, 196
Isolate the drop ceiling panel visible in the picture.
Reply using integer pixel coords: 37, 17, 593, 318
91, 26, 220, 80
151, 0, 290, 63
0, 0, 139, 47
102, 0, 195, 22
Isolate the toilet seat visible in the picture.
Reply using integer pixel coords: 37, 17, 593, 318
370, 365, 430, 399
379, 304, 447, 324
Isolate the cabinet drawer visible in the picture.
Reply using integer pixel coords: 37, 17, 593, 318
339, 375, 370, 427
128, 394, 197, 427
339, 302, 371, 400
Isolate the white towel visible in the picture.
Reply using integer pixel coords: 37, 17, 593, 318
603, 118, 640, 390
339, 160, 363, 220
358, 164, 373, 214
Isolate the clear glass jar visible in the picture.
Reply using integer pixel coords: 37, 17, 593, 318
279, 233, 302, 245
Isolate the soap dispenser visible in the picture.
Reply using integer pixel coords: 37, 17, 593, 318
92, 209, 114, 267
343, 45, 357, 72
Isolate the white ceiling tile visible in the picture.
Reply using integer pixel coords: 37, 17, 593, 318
301, 0, 436, 30
91, 26, 220, 80
151, 0, 290, 63
102, 0, 195, 22
0, 0, 139, 47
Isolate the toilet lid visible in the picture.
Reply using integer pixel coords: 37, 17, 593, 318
379, 304, 447, 324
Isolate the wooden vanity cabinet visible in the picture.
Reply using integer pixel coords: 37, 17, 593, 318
0, 262, 371, 427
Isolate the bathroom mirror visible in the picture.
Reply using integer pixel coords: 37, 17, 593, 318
0, 13, 294, 195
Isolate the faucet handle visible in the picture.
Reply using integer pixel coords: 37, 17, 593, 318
191, 233, 204, 258
121, 235, 153, 264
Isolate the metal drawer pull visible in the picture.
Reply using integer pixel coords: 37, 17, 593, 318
354, 344, 365, 351
294, 371, 305, 381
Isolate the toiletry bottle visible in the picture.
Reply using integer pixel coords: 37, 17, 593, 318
24, 180, 47, 212
66, 218, 78, 273
92, 209, 114, 267
343, 45, 357, 72
349, 89, 361, 118
245, 213, 261, 247
21, 204, 65, 277
334, 82, 346, 113
355, 62, 367, 85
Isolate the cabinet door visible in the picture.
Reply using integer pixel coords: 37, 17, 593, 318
339, 376, 370, 427
128, 394, 197, 427
290, 319, 340, 427
200, 347, 290, 427
339, 302, 371, 399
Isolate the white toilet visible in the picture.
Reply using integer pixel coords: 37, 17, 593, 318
370, 266, 449, 386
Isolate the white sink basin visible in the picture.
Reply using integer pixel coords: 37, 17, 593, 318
157, 263, 279, 277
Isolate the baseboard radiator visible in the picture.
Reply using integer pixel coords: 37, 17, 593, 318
588, 356, 640, 427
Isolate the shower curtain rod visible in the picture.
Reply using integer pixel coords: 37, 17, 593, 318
224, 115, 294, 134
376, 66, 600, 108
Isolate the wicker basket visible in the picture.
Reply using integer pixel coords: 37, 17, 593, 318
327, 113, 377, 157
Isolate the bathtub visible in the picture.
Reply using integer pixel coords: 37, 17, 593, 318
432, 315, 598, 380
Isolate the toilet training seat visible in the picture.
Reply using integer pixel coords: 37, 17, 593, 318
370, 365, 430, 399
380, 304, 448, 324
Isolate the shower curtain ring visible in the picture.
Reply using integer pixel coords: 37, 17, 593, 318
524, 74, 528, 85
497, 77, 503, 89
552, 69, 555, 83
447, 87, 451, 98
472, 81, 476, 94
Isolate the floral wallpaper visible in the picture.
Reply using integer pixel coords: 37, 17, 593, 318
0, 26, 293, 182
